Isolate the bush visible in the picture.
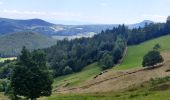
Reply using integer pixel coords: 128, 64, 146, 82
142, 50, 163, 67
62, 66, 73, 75
99, 53, 114, 70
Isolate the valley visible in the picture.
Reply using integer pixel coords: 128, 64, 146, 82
0, 2, 169, 99
0, 19, 170, 99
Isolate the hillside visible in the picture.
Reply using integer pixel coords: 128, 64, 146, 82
39, 35, 170, 100
0, 32, 56, 56
0, 18, 55, 35
0, 17, 153, 37
115, 34, 170, 70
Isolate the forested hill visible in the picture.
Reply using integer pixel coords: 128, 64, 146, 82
0, 32, 56, 57
45, 18, 170, 77
45, 25, 127, 76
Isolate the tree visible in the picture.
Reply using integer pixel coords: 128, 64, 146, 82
153, 44, 161, 50
142, 50, 164, 67
62, 66, 73, 75
11, 47, 53, 100
99, 53, 114, 70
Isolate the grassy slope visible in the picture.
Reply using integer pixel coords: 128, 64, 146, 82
41, 89, 170, 100
52, 35, 170, 88
53, 63, 101, 88
38, 35, 170, 100
115, 35, 170, 70
41, 77, 170, 100
39, 35, 170, 100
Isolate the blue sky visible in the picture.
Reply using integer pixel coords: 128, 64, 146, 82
0, 0, 169, 24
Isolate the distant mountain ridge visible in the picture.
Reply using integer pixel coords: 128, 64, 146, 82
0, 17, 154, 36
128, 20, 154, 29
0, 18, 54, 26
0, 18, 55, 35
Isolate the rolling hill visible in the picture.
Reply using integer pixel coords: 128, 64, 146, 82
39, 34, 170, 100
0, 18, 55, 35
0, 31, 56, 56
0, 17, 153, 37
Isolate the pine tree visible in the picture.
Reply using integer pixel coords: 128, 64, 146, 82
11, 47, 53, 100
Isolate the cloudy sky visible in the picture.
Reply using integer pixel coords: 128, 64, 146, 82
0, 0, 169, 24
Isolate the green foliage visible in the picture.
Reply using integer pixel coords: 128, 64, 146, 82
127, 22, 168, 45
142, 50, 163, 67
45, 25, 127, 77
62, 66, 73, 75
0, 79, 10, 92
0, 61, 15, 79
11, 47, 53, 99
99, 53, 114, 70
149, 76, 170, 86
153, 44, 161, 50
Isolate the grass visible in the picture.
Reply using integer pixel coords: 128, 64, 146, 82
53, 63, 101, 88
42, 35, 170, 100
0, 57, 17, 62
52, 35, 170, 89
0, 92, 9, 100
40, 77, 170, 100
40, 89, 170, 100
115, 35, 170, 70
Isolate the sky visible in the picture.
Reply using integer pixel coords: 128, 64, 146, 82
0, 0, 169, 25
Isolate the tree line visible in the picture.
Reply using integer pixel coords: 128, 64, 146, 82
44, 25, 127, 76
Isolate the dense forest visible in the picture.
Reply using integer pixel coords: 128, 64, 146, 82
45, 19, 170, 77
45, 25, 127, 76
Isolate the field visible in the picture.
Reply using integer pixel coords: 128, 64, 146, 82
0, 57, 17, 62
53, 63, 101, 89
40, 77, 170, 100
115, 35, 170, 70
40, 90, 170, 100
39, 35, 170, 100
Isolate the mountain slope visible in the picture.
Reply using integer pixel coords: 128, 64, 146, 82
0, 18, 54, 27
43, 35, 170, 99
0, 31, 56, 56
0, 18, 55, 35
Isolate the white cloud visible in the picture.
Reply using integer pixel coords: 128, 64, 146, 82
0, 9, 167, 24
0, 9, 109, 24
